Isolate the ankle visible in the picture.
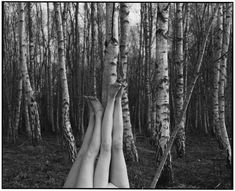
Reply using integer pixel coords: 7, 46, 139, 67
107, 96, 115, 103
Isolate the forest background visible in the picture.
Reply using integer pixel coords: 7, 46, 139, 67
2, 2, 233, 188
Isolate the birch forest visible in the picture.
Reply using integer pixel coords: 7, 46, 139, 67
2, 2, 233, 189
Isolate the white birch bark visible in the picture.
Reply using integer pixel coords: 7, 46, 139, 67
120, 3, 138, 162
102, 3, 119, 106
19, 3, 42, 144
212, 5, 223, 147
155, 3, 173, 185
175, 3, 185, 158
218, 3, 232, 166
54, 2, 77, 162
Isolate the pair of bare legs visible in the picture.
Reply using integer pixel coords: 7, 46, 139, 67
63, 83, 129, 188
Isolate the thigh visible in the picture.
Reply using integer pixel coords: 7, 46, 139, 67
107, 182, 118, 188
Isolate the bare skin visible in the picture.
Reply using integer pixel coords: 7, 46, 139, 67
94, 83, 121, 188
64, 82, 130, 188
110, 85, 130, 188
63, 96, 95, 188
75, 96, 103, 188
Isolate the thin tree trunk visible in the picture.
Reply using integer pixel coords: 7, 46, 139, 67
54, 2, 77, 162
91, 3, 97, 96
175, 3, 185, 158
218, 3, 232, 166
24, 87, 32, 138
13, 67, 23, 142
97, 3, 104, 100
212, 4, 223, 143
28, 3, 35, 90
137, 4, 144, 135
120, 3, 138, 162
143, 3, 152, 135
183, 3, 190, 98
19, 2, 42, 145
150, 5, 219, 187
101, 3, 119, 106
155, 3, 173, 186
47, 2, 55, 133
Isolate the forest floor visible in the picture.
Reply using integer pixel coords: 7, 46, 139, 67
2, 133, 232, 189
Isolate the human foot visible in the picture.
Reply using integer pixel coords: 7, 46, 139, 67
86, 96, 103, 114
108, 82, 122, 99
116, 82, 126, 100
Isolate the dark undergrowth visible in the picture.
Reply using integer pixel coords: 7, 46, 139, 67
2, 133, 232, 188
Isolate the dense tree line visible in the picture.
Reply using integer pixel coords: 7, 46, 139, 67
2, 2, 232, 186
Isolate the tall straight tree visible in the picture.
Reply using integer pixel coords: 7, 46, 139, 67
143, 3, 152, 135
102, 3, 119, 106
91, 3, 97, 96
19, 3, 42, 145
26, 3, 34, 138
47, 2, 55, 133
154, 3, 173, 185
218, 3, 232, 166
150, 5, 220, 187
183, 3, 190, 96
54, 2, 77, 162
120, 3, 138, 162
13, 48, 22, 142
212, 4, 223, 148
97, 3, 105, 100
12, 5, 22, 143
174, 3, 185, 158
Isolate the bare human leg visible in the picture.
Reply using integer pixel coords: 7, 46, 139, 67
110, 86, 130, 188
64, 96, 95, 188
94, 83, 121, 188
75, 97, 103, 188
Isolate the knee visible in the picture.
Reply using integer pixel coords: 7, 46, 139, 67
89, 142, 100, 154
112, 141, 123, 151
84, 147, 99, 159
100, 142, 112, 153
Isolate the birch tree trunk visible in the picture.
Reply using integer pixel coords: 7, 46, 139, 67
183, 3, 190, 97
54, 2, 77, 162
47, 2, 55, 133
212, 4, 223, 148
174, 3, 185, 158
28, 3, 35, 90
26, 3, 34, 138
97, 3, 104, 100
13, 67, 22, 141
120, 3, 138, 162
218, 3, 232, 166
150, 5, 219, 187
155, 3, 173, 185
19, 3, 42, 145
144, 3, 152, 135
91, 3, 97, 96
101, 3, 119, 106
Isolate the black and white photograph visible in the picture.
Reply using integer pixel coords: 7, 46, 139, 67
1, 1, 233, 189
